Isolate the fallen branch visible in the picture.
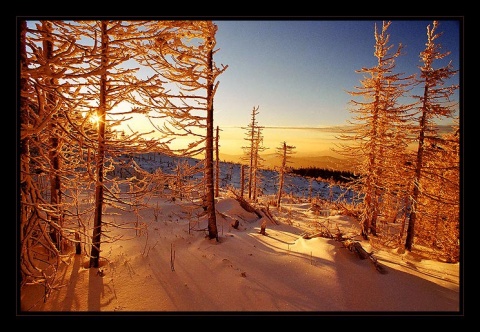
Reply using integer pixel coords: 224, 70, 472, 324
343, 239, 386, 274
258, 206, 279, 225
303, 221, 346, 241
230, 191, 279, 225
303, 224, 386, 274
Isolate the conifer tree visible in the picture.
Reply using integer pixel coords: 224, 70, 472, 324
71, 20, 158, 268
19, 20, 228, 295
336, 21, 414, 240
404, 21, 459, 253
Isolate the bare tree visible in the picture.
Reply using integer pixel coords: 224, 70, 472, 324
20, 20, 177, 276
335, 21, 414, 240
19, 20, 228, 299
276, 141, 296, 208
241, 106, 266, 201
251, 127, 267, 202
405, 21, 459, 253
72, 20, 162, 268
134, 21, 227, 240
20, 20, 96, 294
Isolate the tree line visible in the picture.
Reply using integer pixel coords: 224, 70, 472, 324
289, 167, 359, 184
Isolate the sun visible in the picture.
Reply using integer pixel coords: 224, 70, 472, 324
89, 114, 100, 125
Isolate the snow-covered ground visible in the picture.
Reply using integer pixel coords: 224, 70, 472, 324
20, 153, 460, 313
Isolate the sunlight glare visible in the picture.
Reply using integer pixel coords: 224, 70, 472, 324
89, 114, 100, 125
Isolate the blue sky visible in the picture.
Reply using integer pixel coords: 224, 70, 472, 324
212, 19, 461, 130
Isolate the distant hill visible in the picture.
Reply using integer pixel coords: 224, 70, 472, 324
219, 152, 353, 172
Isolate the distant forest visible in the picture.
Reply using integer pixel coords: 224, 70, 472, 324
289, 167, 359, 184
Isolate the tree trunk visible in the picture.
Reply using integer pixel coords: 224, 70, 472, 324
406, 83, 428, 251
276, 142, 286, 208
44, 22, 63, 251
215, 126, 220, 198
90, 22, 108, 268
75, 232, 81, 255
240, 164, 245, 198
205, 42, 218, 241
260, 219, 267, 235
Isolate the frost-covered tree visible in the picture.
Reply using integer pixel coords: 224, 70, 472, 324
241, 106, 266, 201
133, 21, 227, 240
19, 19, 228, 298
67, 20, 167, 268
252, 127, 267, 202
404, 21, 459, 254
336, 21, 414, 240
20, 20, 178, 277
20, 20, 95, 292
275, 141, 296, 208
416, 121, 460, 262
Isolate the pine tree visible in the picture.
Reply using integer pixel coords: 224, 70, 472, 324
405, 21, 459, 253
20, 20, 179, 273
336, 21, 414, 240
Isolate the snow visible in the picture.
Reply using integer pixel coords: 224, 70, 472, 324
19, 153, 461, 315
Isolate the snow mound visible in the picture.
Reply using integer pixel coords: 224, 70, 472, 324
215, 197, 259, 223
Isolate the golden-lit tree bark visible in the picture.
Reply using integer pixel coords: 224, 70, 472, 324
335, 21, 414, 240
215, 125, 220, 198
20, 20, 89, 294
405, 21, 459, 253
19, 20, 228, 298
134, 21, 227, 240
205, 42, 218, 239
89, 21, 108, 268
41, 21, 64, 251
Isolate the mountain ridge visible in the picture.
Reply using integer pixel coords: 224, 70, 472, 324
219, 152, 353, 171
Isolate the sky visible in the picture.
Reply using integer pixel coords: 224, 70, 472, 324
22, 18, 462, 158
212, 19, 461, 128
208, 18, 461, 156
19, 154, 461, 314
